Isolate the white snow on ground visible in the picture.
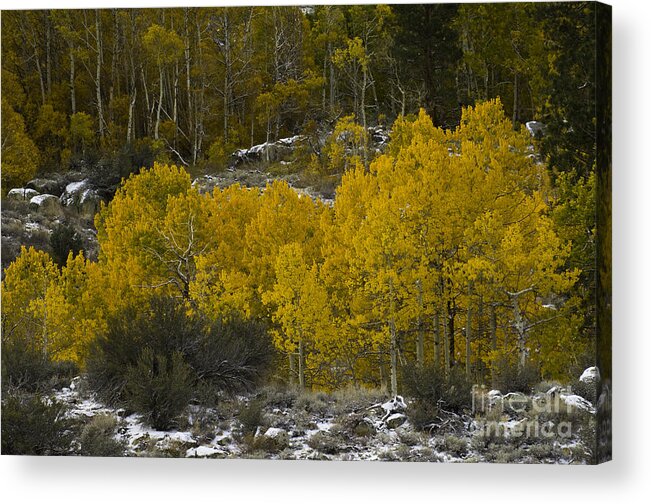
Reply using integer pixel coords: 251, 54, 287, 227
186, 446, 223, 458
24, 221, 49, 234
263, 427, 286, 439
526, 121, 546, 137
51, 376, 595, 462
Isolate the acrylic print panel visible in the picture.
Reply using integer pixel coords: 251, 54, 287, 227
0, 1, 611, 463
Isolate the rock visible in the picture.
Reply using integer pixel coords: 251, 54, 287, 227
254, 427, 289, 452
353, 418, 376, 437
546, 386, 566, 397
29, 194, 64, 218
385, 413, 408, 429
381, 396, 407, 416
560, 393, 595, 414
487, 390, 503, 407
192, 174, 222, 194
230, 135, 307, 167
579, 366, 600, 384
502, 392, 529, 413
7, 188, 39, 201
60, 180, 105, 221
525, 121, 546, 138
368, 125, 390, 147
307, 431, 342, 455
26, 177, 67, 197
263, 427, 288, 441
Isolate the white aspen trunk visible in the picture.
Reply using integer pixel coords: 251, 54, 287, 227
185, 11, 193, 162
443, 308, 450, 375
95, 10, 104, 138
298, 337, 305, 389
490, 304, 498, 388
434, 309, 441, 368
173, 61, 179, 144
390, 319, 398, 396
329, 43, 336, 115
69, 49, 76, 115
45, 13, 52, 97
512, 72, 519, 129
34, 49, 46, 106
155, 65, 163, 140
416, 280, 425, 367
127, 91, 136, 143
466, 303, 472, 379
511, 294, 527, 369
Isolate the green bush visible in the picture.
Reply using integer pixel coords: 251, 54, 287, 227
307, 431, 344, 455
1, 337, 77, 394
125, 349, 193, 431
238, 399, 265, 436
79, 414, 125, 457
190, 315, 274, 395
406, 400, 440, 432
402, 364, 472, 413
570, 378, 597, 405
49, 223, 84, 268
1, 340, 55, 393
493, 359, 540, 394
442, 434, 468, 457
87, 296, 274, 406
1, 392, 74, 455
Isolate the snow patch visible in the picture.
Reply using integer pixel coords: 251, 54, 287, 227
186, 446, 223, 458
579, 366, 600, 384
29, 194, 59, 206
526, 121, 546, 137
560, 394, 595, 414
8, 188, 39, 200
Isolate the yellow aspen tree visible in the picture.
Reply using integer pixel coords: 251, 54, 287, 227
94, 163, 192, 312
262, 243, 330, 389
1, 247, 68, 361
190, 185, 261, 319
244, 180, 325, 316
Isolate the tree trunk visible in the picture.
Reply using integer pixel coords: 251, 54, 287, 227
490, 303, 498, 388
34, 48, 46, 106
389, 319, 398, 396
443, 308, 450, 375
447, 300, 455, 367
173, 61, 179, 146
361, 65, 368, 167
155, 65, 163, 140
45, 12, 52, 97
329, 42, 336, 116
321, 43, 327, 111
289, 353, 296, 387
512, 294, 527, 369
434, 309, 441, 368
223, 13, 231, 144
416, 280, 425, 367
185, 10, 193, 162
465, 299, 472, 379
95, 10, 104, 138
69, 49, 76, 115
512, 72, 519, 129
298, 334, 306, 389
127, 90, 136, 143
